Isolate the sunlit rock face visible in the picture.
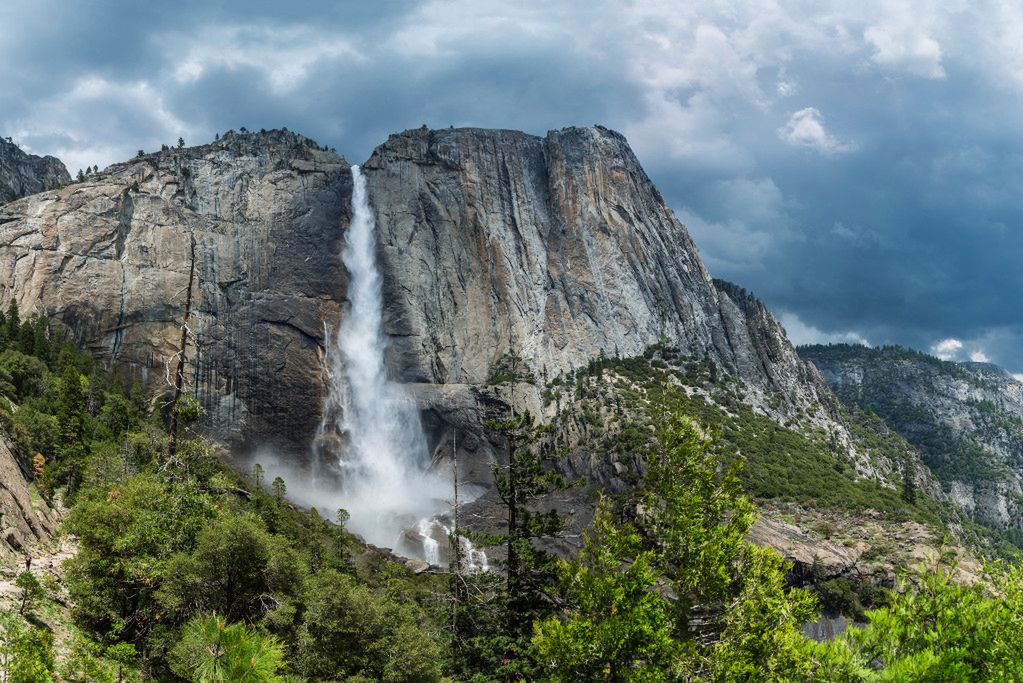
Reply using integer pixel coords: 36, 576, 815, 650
0, 137, 69, 205
0, 433, 58, 559
365, 126, 812, 392
0, 130, 350, 455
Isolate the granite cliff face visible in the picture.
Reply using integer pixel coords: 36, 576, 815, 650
0, 137, 70, 205
0, 130, 349, 454
364, 127, 827, 406
802, 344, 1023, 530
362, 127, 915, 491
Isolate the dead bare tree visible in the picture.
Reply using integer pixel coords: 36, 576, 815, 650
167, 234, 197, 459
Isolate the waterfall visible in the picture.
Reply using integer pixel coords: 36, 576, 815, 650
314, 165, 449, 549
417, 519, 441, 566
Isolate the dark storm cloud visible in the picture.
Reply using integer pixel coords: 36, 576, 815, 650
1, 0, 1021, 370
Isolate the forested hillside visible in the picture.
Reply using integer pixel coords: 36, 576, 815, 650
0, 318, 1020, 680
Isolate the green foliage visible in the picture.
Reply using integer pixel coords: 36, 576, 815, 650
63, 472, 218, 643
0, 611, 55, 682
27, 320, 1023, 681
708, 545, 818, 681
642, 413, 755, 607
567, 349, 938, 523
62, 634, 130, 683
533, 500, 677, 680
801, 342, 1023, 542
534, 410, 821, 682
14, 570, 43, 617
296, 569, 442, 682
170, 614, 286, 682
105, 642, 139, 674
0, 348, 47, 401
473, 410, 568, 678
160, 512, 303, 624
813, 557, 1023, 681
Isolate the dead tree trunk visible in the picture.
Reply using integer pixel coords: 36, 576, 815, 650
167, 234, 196, 458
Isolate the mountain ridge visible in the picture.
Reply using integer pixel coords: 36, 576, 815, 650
802, 343, 1023, 533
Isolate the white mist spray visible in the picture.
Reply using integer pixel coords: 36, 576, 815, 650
315, 165, 449, 549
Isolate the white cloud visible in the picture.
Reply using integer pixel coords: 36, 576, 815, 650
864, 23, 945, 79
969, 350, 990, 363
778, 107, 853, 154
11, 75, 190, 174
166, 25, 362, 94
778, 311, 870, 347
776, 80, 797, 96
1013, 373, 1023, 383
931, 338, 964, 360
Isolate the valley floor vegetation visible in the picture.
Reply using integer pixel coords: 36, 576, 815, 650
0, 313, 1021, 681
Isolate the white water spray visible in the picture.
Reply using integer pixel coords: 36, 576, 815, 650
314, 165, 449, 549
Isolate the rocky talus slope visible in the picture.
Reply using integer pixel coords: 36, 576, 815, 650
0, 137, 70, 204
802, 344, 1023, 530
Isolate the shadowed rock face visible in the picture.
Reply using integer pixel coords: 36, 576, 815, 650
0, 434, 57, 559
0, 137, 70, 205
0, 130, 350, 455
0, 126, 838, 475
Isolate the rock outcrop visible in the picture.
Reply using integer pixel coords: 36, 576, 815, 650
0, 130, 349, 455
364, 127, 828, 409
0, 431, 57, 559
802, 344, 1023, 530
0, 137, 70, 205
363, 127, 911, 490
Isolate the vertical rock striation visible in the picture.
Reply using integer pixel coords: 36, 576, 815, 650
0, 125, 907, 495
364, 127, 830, 410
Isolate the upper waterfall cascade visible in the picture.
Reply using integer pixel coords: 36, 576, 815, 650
315, 165, 449, 549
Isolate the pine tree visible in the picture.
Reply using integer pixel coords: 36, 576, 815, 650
18, 317, 34, 354
252, 463, 265, 492
271, 476, 286, 502
471, 409, 568, 678
901, 454, 917, 505
32, 317, 50, 363
171, 614, 285, 682
533, 498, 677, 679
6, 299, 19, 341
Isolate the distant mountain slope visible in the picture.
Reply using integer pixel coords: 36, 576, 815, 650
0, 137, 70, 204
801, 344, 1023, 531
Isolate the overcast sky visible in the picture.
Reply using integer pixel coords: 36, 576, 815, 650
2, 1, 1021, 373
